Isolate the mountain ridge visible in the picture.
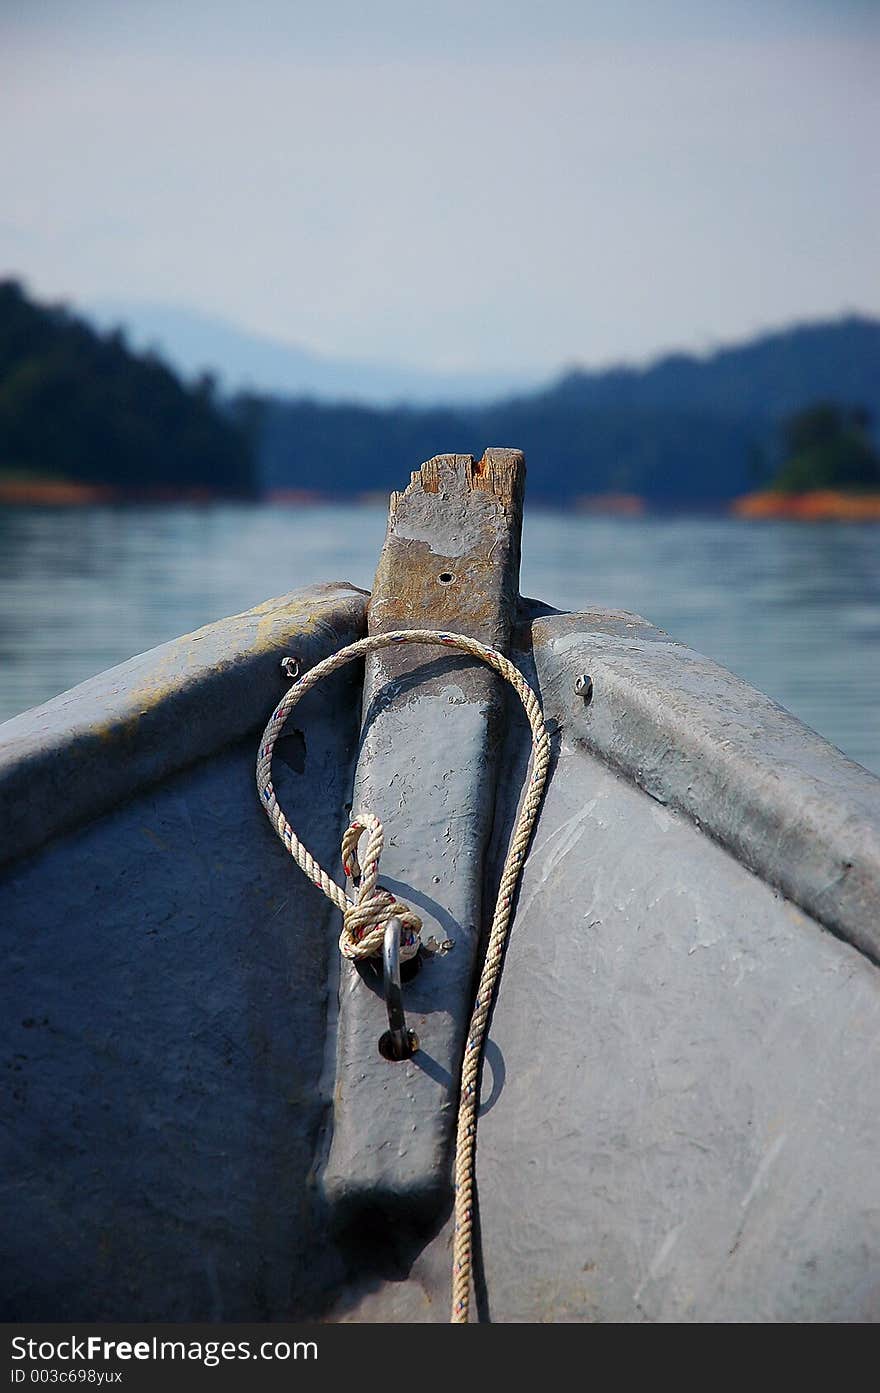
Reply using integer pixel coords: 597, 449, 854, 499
87, 300, 540, 406
4, 280, 878, 507
89, 299, 880, 424
256, 316, 880, 503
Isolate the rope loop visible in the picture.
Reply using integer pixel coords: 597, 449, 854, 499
255, 628, 551, 1323
339, 815, 421, 961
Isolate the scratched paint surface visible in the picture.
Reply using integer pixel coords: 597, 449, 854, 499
0, 677, 361, 1320
477, 722, 880, 1321
326, 610, 880, 1322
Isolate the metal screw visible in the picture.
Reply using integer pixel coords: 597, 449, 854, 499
575, 673, 594, 705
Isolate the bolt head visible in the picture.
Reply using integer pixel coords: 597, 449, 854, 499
575, 673, 594, 704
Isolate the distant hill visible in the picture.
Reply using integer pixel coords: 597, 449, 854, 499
88, 301, 538, 406
257, 317, 880, 504
4, 283, 877, 507
0, 281, 256, 497
545, 317, 880, 422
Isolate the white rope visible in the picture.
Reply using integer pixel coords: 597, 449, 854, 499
255, 628, 551, 1323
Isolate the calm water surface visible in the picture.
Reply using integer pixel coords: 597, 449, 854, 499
1, 504, 878, 774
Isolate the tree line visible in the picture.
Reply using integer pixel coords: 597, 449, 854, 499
1, 279, 877, 503
0, 280, 255, 496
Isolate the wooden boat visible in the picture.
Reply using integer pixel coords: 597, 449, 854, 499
2, 449, 879, 1322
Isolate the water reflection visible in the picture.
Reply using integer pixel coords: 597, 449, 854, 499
0, 505, 878, 774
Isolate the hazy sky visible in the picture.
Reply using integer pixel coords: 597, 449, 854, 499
2, 1, 878, 374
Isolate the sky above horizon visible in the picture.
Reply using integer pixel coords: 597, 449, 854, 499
1, 1, 878, 376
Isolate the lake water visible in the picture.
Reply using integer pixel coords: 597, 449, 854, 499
1, 504, 878, 774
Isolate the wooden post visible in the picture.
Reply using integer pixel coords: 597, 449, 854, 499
322, 449, 525, 1229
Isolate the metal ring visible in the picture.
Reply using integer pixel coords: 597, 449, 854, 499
377, 917, 419, 1061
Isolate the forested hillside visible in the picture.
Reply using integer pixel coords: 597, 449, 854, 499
0, 281, 256, 496
256, 317, 880, 504
3, 278, 877, 507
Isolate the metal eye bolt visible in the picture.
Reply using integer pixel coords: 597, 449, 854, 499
377, 917, 419, 1062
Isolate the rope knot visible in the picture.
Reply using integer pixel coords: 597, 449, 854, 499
339, 815, 422, 961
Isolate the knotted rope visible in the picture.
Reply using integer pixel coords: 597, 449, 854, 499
340, 813, 422, 961
255, 629, 551, 1323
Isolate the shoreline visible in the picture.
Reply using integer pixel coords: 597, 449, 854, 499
732, 490, 880, 521
3, 478, 880, 521
0, 479, 247, 506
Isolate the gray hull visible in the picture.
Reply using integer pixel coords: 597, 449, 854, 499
2, 475, 879, 1322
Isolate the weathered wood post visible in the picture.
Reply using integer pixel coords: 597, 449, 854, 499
322, 449, 525, 1228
